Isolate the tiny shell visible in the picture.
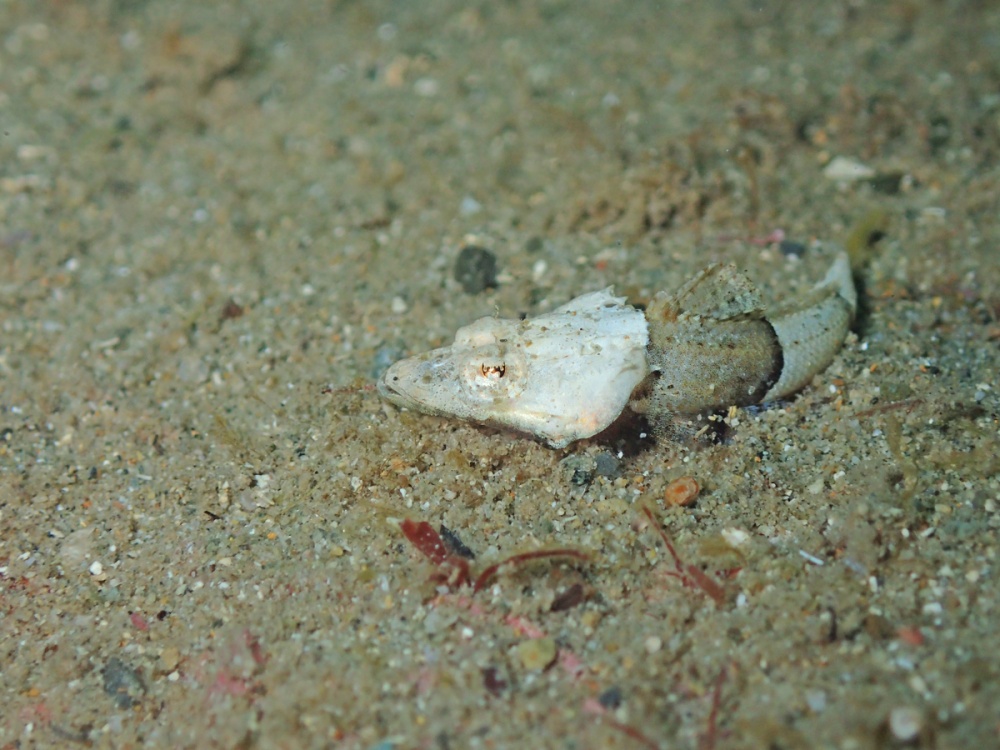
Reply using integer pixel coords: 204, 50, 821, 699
664, 476, 700, 506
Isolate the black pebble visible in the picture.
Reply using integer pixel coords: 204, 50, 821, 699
440, 524, 476, 559
598, 685, 623, 709
454, 245, 498, 295
594, 452, 621, 479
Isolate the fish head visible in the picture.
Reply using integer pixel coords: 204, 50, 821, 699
378, 316, 527, 417
378, 290, 650, 448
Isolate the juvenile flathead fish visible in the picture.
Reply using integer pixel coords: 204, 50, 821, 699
378, 249, 857, 448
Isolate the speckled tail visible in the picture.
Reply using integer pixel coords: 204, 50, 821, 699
763, 251, 856, 401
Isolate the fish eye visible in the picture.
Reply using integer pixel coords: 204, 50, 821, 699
480, 363, 506, 378
460, 348, 525, 401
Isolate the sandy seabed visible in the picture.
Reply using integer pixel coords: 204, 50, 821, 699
1, 1, 998, 748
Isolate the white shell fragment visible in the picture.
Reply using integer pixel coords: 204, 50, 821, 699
822, 155, 876, 182
378, 289, 649, 448
379, 249, 857, 448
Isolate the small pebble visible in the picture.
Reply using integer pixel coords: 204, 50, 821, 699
598, 686, 623, 709
644, 636, 662, 654
101, 657, 146, 709
439, 524, 476, 559
60, 527, 94, 568
160, 647, 180, 672
868, 171, 906, 195
594, 452, 621, 479
458, 195, 482, 215
562, 454, 595, 486
414, 77, 440, 97
516, 637, 557, 671
805, 689, 827, 712
89, 560, 103, 576
721, 527, 751, 548
823, 155, 875, 181
888, 706, 923, 742
454, 245, 497, 295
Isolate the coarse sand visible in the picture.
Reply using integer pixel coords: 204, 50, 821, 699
1, 1, 998, 748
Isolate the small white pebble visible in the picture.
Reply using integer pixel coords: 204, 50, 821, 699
459, 195, 482, 215
644, 636, 662, 654
89, 561, 103, 576
805, 689, 827, 713
823, 155, 875, 181
721, 527, 751, 548
390, 296, 408, 314
414, 77, 439, 97
531, 259, 548, 282
888, 706, 923, 742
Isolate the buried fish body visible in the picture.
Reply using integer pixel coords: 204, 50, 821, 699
378, 249, 857, 448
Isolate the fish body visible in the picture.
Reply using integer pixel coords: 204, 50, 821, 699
378, 249, 856, 448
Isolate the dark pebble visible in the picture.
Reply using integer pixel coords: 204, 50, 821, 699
868, 172, 905, 195
482, 666, 508, 697
598, 685, 623, 709
101, 657, 146, 709
562, 454, 595, 486
454, 245, 497, 295
439, 524, 476, 559
594, 452, 621, 479
778, 240, 807, 258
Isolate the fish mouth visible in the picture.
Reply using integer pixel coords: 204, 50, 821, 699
377, 363, 416, 408
376, 351, 454, 415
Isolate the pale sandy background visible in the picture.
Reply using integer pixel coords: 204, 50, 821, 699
1, 1, 998, 748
